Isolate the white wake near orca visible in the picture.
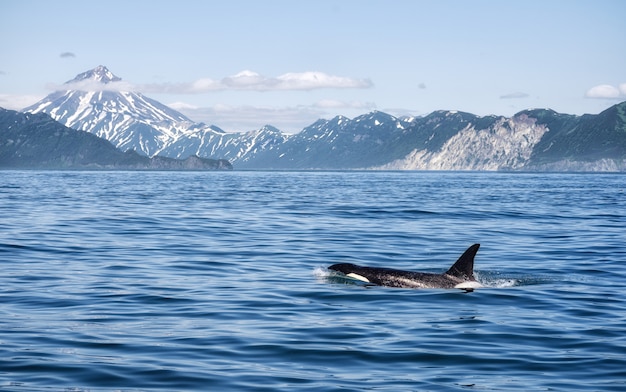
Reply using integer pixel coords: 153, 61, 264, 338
328, 243, 483, 291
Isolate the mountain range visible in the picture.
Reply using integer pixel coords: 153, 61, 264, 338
17, 66, 626, 171
0, 108, 232, 170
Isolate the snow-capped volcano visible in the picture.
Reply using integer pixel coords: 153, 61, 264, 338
70, 65, 122, 84
23, 65, 216, 156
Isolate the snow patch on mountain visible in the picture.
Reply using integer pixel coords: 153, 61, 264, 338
72, 65, 121, 84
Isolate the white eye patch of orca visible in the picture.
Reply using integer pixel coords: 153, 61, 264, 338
346, 273, 370, 283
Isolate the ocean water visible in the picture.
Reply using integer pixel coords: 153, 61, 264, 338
0, 170, 625, 391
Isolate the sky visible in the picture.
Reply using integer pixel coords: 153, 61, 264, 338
1, 0, 625, 133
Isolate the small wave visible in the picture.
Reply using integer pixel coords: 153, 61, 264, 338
480, 278, 519, 288
314, 267, 372, 287
475, 271, 559, 288
475, 271, 519, 288
313, 266, 330, 280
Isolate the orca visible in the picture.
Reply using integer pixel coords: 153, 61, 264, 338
328, 244, 482, 290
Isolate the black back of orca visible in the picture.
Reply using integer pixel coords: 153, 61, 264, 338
328, 244, 480, 289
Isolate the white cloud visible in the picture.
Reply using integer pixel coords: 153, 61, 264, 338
500, 92, 529, 99
197, 70, 372, 92
47, 79, 135, 92
49, 70, 373, 94
0, 94, 45, 110
274, 72, 372, 90
170, 103, 321, 133
168, 100, 376, 133
585, 83, 625, 99
313, 99, 375, 110
222, 70, 269, 89
167, 101, 199, 110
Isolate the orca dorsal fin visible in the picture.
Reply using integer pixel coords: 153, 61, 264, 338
445, 244, 480, 280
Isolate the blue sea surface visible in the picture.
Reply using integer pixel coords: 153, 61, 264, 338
0, 171, 625, 391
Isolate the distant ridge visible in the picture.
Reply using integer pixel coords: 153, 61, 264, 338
0, 108, 232, 170
22, 66, 626, 171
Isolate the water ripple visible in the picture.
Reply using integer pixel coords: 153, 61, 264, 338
0, 171, 625, 391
